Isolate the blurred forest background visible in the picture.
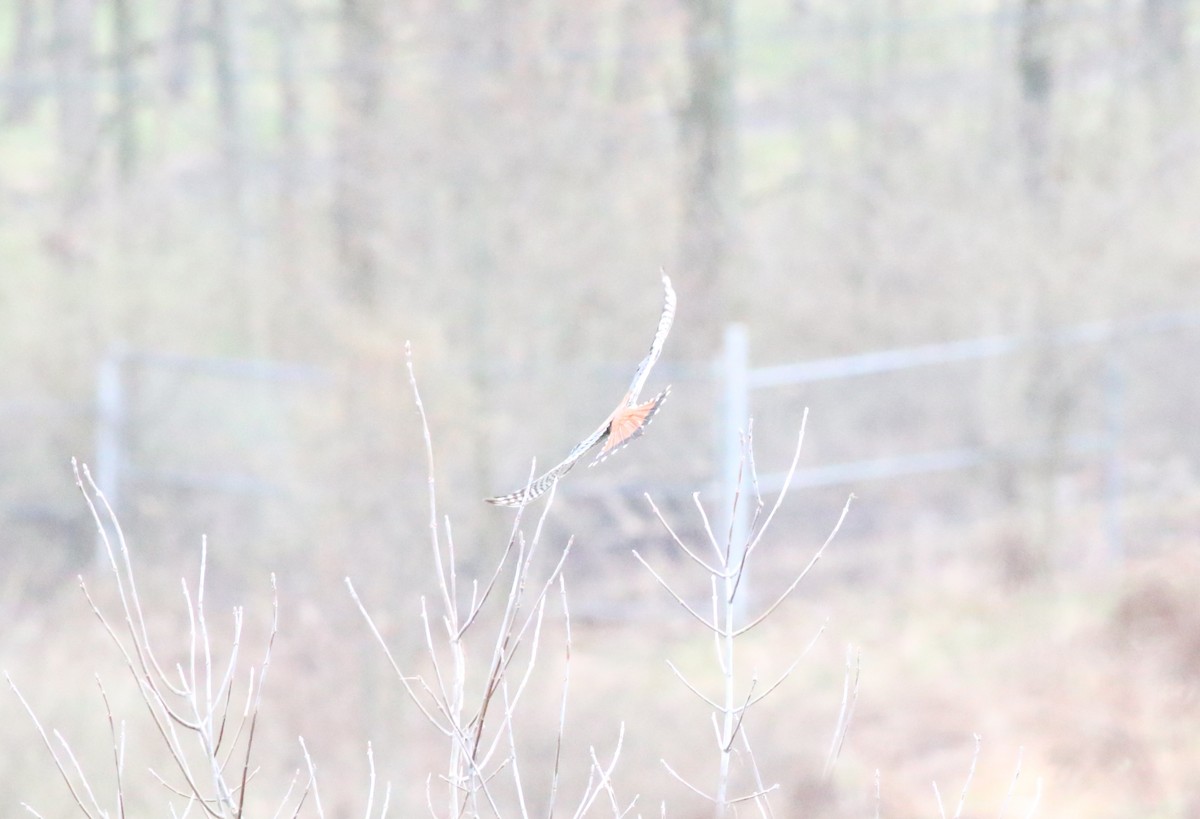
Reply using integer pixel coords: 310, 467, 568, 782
2, 0, 1200, 815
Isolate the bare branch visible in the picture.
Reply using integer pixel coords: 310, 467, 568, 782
6, 673, 101, 819
405, 342, 452, 618
236, 573, 280, 817
53, 729, 106, 816
998, 747, 1024, 819
632, 550, 718, 632
954, 733, 982, 819
822, 645, 861, 779
96, 675, 127, 819
727, 784, 781, 805
723, 676, 758, 751
644, 493, 721, 576
546, 575, 572, 819
692, 492, 724, 563
746, 621, 828, 710
298, 736, 326, 819
269, 768, 300, 819
345, 578, 452, 734
1025, 778, 1043, 818
875, 769, 881, 819
738, 726, 774, 819
664, 660, 721, 710
572, 725, 626, 819
661, 759, 714, 802
734, 493, 853, 638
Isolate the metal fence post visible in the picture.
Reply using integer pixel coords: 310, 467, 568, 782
720, 323, 750, 621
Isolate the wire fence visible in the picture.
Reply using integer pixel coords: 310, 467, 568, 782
4, 311, 1197, 613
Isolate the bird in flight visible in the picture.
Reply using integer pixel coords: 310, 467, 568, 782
485, 273, 676, 507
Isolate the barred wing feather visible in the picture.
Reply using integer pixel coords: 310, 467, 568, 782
483, 418, 610, 507
625, 274, 676, 405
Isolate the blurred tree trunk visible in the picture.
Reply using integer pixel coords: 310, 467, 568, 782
437, 6, 501, 533
1142, 0, 1189, 133
1142, 0, 1185, 67
849, 0, 881, 312
49, 0, 99, 355
273, 0, 304, 275
1015, 0, 1067, 577
679, 0, 738, 355
211, 0, 265, 352
613, 0, 649, 101
53, 0, 97, 206
112, 0, 138, 184
165, 0, 196, 98
4, 0, 38, 124
333, 0, 387, 309
1016, 0, 1053, 199
1105, 0, 1132, 170
211, 0, 245, 222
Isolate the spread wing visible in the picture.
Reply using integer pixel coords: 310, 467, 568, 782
624, 273, 676, 406
485, 273, 676, 507
484, 418, 611, 507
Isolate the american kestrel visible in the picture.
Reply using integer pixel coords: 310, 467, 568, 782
485, 273, 676, 507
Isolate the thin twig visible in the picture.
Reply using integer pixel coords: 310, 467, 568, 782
664, 660, 722, 710
660, 760, 714, 802
298, 737, 326, 819
405, 342, 451, 619
1025, 778, 1043, 819
723, 677, 758, 751
745, 620, 828, 709
738, 726, 775, 819
501, 682, 531, 819
53, 729, 106, 816
692, 493, 725, 563
269, 768, 300, 819
954, 733, 982, 819
631, 551, 718, 632
738, 411, 809, 567
822, 646, 861, 779
237, 573, 279, 818
364, 742, 377, 819
96, 675, 127, 819
997, 747, 1024, 819
6, 673, 101, 819
644, 493, 722, 575
733, 493, 853, 638
345, 579, 452, 734
874, 769, 881, 819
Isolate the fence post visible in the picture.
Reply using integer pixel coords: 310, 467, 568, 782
1103, 354, 1125, 565
720, 324, 751, 621
94, 349, 126, 560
